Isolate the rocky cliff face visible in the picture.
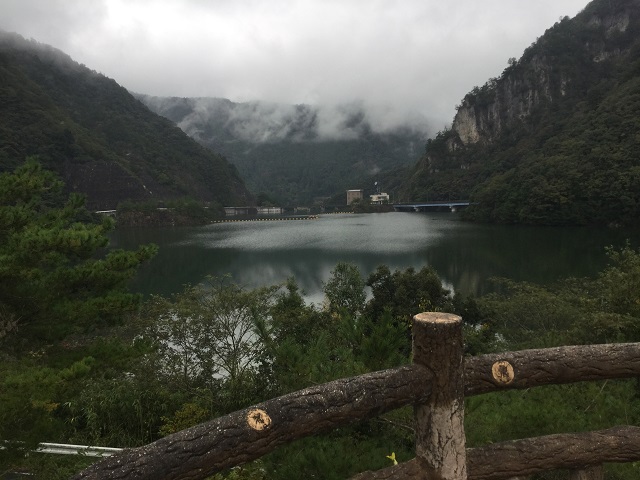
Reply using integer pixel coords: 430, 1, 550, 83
401, 0, 640, 227
448, 1, 637, 150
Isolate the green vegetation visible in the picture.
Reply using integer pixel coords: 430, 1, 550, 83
2, 165, 640, 479
462, 243, 640, 480
0, 161, 158, 477
138, 95, 423, 206
0, 31, 251, 211
403, 0, 640, 226
5, 2, 640, 477
0, 159, 157, 341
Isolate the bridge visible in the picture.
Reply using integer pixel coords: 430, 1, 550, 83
393, 201, 470, 212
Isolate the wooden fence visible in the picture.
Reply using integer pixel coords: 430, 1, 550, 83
74, 312, 640, 480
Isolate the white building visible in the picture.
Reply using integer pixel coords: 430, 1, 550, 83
370, 193, 390, 205
257, 206, 283, 215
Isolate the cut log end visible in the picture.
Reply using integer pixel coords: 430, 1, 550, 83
413, 312, 461, 325
491, 360, 515, 385
247, 409, 272, 431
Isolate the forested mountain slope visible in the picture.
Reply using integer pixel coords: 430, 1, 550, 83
138, 95, 426, 206
403, 0, 640, 226
0, 31, 251, 210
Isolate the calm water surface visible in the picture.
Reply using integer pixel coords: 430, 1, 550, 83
109, 213, 640, 304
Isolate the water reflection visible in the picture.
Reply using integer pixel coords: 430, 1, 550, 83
109, 213, 640, 301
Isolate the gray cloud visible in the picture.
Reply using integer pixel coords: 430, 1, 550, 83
161, 97, 427, 143
1, 0, 589, 131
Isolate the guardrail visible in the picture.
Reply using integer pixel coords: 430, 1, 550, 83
1, 442, 122, 457
74, 312, 640, 480
35, 443, 122, 457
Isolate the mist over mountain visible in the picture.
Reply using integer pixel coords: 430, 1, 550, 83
138, 95, 428, 205
0, 31, 251, 210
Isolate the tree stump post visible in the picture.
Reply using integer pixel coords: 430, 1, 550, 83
412, 312, 467, 479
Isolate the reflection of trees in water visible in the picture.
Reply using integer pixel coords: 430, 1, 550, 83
213, 249, 441, 306
136, 246, 241, 296
424, 224, 636, 296
111, 219, 640, 300
111, 227, 243, 296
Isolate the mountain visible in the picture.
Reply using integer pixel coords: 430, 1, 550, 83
137, 95, 427, 206
402, 0, 640, 226
0, 31, 251, 210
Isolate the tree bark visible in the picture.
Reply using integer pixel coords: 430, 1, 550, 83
75, 339, 640, 480
352, 426, 640, 480
469, 426, 640, 479
73, 365, 432, 480
413, 312, 467, 479
465, 343, 640, 396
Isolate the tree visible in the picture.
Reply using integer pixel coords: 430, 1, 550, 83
0, 159, 157, 342
143, 276, 278, 414
365, 265, 452, 326
596, 244, 640, 320
476, 244, 640, 349
323, 262, 366, 318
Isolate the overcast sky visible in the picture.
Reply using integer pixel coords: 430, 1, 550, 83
2, 0, 590, 130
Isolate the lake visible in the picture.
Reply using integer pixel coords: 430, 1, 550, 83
109, 212, 640, 304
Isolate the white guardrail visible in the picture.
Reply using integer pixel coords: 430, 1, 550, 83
36, 442, 123, 457
2, 442, 123, 457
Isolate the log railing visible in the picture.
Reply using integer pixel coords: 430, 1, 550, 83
74, 313, 640, 480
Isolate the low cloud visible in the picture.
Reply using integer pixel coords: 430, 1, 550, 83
2, 0, 590, 131
171, 98, 431, 143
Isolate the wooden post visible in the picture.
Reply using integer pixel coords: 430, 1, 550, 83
412, 312, 467, 479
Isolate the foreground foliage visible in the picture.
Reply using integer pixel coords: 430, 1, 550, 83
2, 161, 639, 479
0, 160, 157, 342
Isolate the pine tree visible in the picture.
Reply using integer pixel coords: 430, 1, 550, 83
0, 159, 157, 342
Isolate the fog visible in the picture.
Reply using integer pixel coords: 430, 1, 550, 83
149, 97, 431, 143
2, 0, 590, 132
